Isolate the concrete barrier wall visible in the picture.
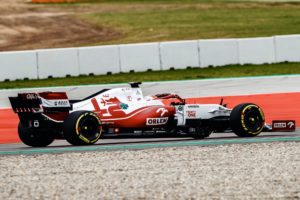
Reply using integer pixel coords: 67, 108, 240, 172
0, 34, 300, 81
238, 37, 276, 65
198, 39, 239, 67
37, 48, 80, 79
78, 45, 120, 75
0, 51, 38, 81
119, 43, 161, 72
274, 35, 300, 62
160, 40, 200, 70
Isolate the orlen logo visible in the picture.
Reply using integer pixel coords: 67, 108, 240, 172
146, 117, 168, 126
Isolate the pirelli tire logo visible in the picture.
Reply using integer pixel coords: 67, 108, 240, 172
146, 117, 168, 126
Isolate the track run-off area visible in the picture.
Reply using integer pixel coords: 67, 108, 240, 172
0, 75, 299, 153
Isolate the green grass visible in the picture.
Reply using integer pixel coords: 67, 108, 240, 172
74, 1, 300, 45
2, 62, 300, 89
6, 1, 300, 89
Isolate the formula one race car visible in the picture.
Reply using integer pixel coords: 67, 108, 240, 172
9, 82, 265, 147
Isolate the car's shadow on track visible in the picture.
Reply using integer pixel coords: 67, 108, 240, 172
17, 132, 298, 149
46, 138, 196, 149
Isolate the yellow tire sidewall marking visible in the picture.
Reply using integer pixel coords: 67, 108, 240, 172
75, 112, 102, 144
241, 105, 265, 135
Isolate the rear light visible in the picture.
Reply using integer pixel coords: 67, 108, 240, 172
114, 128, 120, 133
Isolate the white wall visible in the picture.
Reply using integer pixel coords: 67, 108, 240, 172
0, 51, 37, 81
37, 48, 79, 79
119, 43, 161, 72
199, 39, 238, 67
160, 40, 200, 70
78, 45, 120, 75
1, 34, 300, 81
274, 35, 300, 62
238, 37, 276, 65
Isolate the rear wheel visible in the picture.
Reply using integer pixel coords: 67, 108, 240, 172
230, 103, 265, 137
63, 111, 102, 146
18, 122, 54, 147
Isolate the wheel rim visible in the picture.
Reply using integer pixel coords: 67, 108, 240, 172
243, 107, 264, 133
78, 116, 100, 141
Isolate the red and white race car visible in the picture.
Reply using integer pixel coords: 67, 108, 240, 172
9, 82, 265, 147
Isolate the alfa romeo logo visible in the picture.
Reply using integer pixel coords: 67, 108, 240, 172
178, 106, 183, 111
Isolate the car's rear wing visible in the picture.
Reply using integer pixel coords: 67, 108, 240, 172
9, 92, 72, 113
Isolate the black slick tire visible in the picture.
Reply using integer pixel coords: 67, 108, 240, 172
18, 122, 54, 147
230, 103, 265, 137
63, 111, 102, 146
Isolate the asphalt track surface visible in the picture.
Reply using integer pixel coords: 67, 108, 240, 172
1, 75, 300, 108
0, 131, 299, 155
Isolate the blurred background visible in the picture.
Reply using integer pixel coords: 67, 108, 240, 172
1, 0, 300, 51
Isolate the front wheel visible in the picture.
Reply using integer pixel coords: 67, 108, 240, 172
18, 122, 54, 147
230, 103, 265, 137
63, 111, 102, 146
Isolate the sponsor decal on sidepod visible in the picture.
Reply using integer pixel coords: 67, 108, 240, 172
187, 111, 196, 118
146, 117, 168, 125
